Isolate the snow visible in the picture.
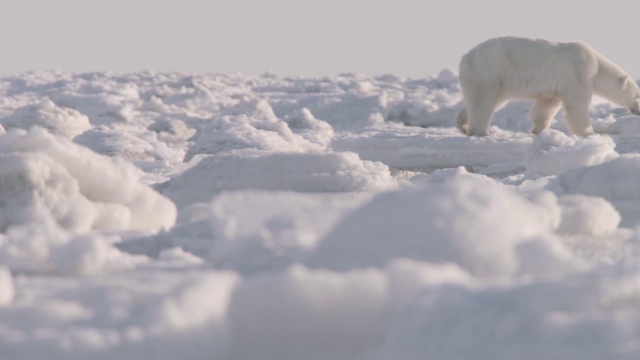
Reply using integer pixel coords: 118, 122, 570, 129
306, 174, 576, 278
0, 267, 13, 305
161, 151, 396, 209
549, 155, 640, 227
525, 129, 619, 177
229, 265, 387, 360
0, 128, 176, 233
555, 195, 621, 236
1, 98, 91, 139
333, 124, 533, 171
0, 70, 640, 359
376, 268, 640, 360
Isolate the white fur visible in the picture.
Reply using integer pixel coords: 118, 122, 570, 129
457, 37, 640, 136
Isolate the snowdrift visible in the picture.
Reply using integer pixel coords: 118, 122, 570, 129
549, 154, 640, 227
0, 128, 176, 233
307, 175, 576, 278
162, 151, 395, 208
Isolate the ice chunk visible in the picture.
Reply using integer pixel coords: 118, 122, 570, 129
1, 98, 91, 139
307, 176, 574, 278
184, 115, 323, 161
526, 129, 618, 177
549, 154, 640, 227
0, 128, 176, 232
163, 151, 396, 208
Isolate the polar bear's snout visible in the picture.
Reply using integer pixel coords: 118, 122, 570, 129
628, 99, 640, 115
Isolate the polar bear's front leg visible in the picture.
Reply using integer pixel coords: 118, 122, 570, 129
562, 93, 595, 136
456, 106, 468, 134
530, 97, 562, 134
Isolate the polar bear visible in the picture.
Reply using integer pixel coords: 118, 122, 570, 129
456, 37, 640, 136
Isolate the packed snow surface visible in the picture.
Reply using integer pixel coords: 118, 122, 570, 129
1, 70, 640, 359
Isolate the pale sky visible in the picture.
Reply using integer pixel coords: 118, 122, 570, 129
2, 0, 639, 78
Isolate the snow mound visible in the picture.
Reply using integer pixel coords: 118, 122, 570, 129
139, 271, 238, 334
162, 151, 395, 209
74, 127, 157, 160
204, 192, 367, 273
184, 115, 325, 161
47, 75, 141, 125
307, 176, 577, 278
284, 108, 334, 148
409, 166, 498, 187
526, 129, 618, 177
556, 195, 621, 236
386, 259, 474, 309
607, 115, 640, 138
229, 265, 388, 360
1, 98, 91, 139
0, 221, 142, 275
0, 269, 238, 359
277, 92, 386, 130
222, 98, 278, 122
383, 70, 461, 128
148, 119, 196, 143
120, 191, 370, 274
376, 269, 640, 360
0, 128, 176, 233
549, 154, 640, 227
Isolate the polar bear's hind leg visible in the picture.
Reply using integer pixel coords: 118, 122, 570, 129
529, 97, 562, 134
466, 90, 502, 136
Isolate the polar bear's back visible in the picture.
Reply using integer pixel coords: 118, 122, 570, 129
459, 37, 599, 99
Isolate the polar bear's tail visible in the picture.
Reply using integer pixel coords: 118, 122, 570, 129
456, 106, 468, 134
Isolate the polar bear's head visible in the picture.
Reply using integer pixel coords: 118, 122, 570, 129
619, 76, 640, 115
629, 100, 640, 115
628, 97, 640, 115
